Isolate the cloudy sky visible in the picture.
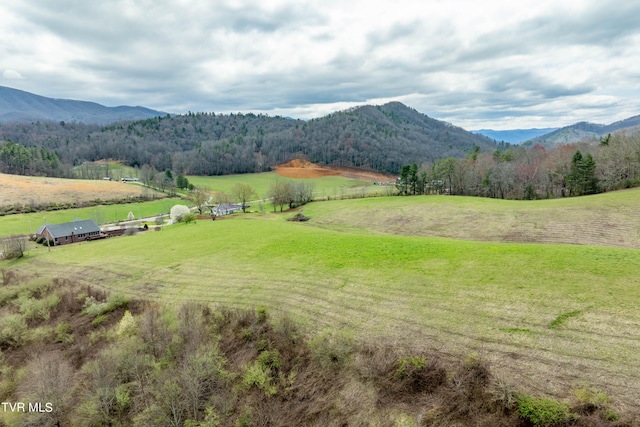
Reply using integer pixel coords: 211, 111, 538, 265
1, 0, 639, 130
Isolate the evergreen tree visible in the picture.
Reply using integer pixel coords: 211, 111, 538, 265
581, 153, 598, 195
567, 150, 598, 196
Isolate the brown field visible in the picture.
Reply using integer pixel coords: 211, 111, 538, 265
0, 173, 154, 209
274, 158, 396, 181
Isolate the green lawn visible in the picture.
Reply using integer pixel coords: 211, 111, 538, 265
9, 201, 640, 407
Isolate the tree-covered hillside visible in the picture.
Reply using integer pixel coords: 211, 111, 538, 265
0, 102, 496, 175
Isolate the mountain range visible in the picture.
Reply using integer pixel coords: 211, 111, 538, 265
2, 85, 640, 174
523, 115, 640, 146
471, 128, 558, 144
0, 86, 166, 124
0, 98, 497, 175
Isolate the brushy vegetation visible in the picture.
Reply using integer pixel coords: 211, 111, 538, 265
515, 394, 578, 426
0, 271, 634, 426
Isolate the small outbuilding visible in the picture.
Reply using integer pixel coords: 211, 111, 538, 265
35, 219, 101, 246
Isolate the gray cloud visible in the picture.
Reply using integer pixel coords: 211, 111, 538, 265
2, 0, 640, 130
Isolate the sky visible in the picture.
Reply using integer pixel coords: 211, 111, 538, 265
1, 0, 640, 130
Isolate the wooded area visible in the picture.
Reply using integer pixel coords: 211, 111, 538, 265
397, 132, 640, 199
0, 102, 495, 177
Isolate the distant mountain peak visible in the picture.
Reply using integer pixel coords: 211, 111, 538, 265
472, 128, 559, 144
0, 85, 167, 125
523, 114, 640, 147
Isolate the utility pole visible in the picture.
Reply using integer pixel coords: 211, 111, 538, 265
43, 217, 50, 252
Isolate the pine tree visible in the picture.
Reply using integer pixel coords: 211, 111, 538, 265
567, 150, 598, 196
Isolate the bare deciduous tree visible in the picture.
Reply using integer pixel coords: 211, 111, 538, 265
267, 181, 293, 212
231, 183, 256, 213
1, 236, 26, 260
19, 351, 76, 427
189, 187, 211, 214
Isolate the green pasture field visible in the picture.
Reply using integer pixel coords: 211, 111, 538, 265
72, 160, 138, 179
303, 188, 640, 248
7, 190, 640, 407
0, 198, 189, 236
187, 172, 389, 199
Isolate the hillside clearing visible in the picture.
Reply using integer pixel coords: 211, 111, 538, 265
274, 158, 395, 182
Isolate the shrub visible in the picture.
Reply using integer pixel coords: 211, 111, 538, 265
491, 380, 518, 411
182, 213, 196, 224
83, 292, 130, 318
242, 360, 277, 397
55, 323, 74, 343
256, 306, 268, 323
0, 286, 21, 307
92, 314, 108, 326
117, 310, 137, 337
395, 355, 427, 379
1, 269, 18, 286
14, 293, 60, 322
572, 386, 609, 411
392, 354, 446, 394
0, 314, 27, 347
516, 394, 578, 426
308, 329, 355, 369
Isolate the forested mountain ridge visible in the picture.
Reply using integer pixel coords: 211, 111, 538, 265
0, 102, 496, 175
526, 115, 640, 146
0, 86, 166, 125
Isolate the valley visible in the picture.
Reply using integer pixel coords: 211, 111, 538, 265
3, 186, 640, 422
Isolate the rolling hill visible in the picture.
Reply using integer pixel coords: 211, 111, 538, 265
6, 189, 640, 413
0, 100, 497, 175
0, 86, 166, 124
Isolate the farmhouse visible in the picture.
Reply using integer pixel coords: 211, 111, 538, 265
36, 219, 101, 246
212, 203, 243, 216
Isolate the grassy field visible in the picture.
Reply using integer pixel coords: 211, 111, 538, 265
0, 172, 159, 211
187, 172, 391, 200
0, 198, 188, 236
7, 190, 640, 409
303, 188, 640, 248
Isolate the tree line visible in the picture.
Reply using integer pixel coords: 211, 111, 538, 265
396, 132, 640, 199
0, 140, 69, 177
0, 102, 495, 177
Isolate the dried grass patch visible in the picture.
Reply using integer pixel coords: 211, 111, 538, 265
0, 173, 152, 209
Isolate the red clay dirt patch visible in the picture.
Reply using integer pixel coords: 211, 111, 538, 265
274, 159, 395, 181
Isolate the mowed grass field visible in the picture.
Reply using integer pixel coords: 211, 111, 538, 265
6, 189, 640, 409
187, 171, 390, 199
